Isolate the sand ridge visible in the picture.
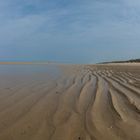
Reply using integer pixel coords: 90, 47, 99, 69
0, 64, 139, 140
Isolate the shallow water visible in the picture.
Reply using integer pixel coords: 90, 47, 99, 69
0, 64, 62, 88
0, 64, 61, 76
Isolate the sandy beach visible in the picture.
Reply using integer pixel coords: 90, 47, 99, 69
0, 63, 139, 140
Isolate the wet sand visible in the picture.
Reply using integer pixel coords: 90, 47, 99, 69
0, 63, 139, 140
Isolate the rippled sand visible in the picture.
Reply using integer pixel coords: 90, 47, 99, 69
0, 64, 139, 140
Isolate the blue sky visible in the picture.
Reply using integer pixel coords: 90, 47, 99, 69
0, 0, 140, 63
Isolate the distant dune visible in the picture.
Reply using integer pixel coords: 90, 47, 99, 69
0, 63, 139, 140
100, 58, 140, 64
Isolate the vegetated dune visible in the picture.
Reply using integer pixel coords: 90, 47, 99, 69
0, 64, 139, 140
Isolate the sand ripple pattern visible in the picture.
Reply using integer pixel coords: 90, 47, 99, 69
0, 65, 140, 140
